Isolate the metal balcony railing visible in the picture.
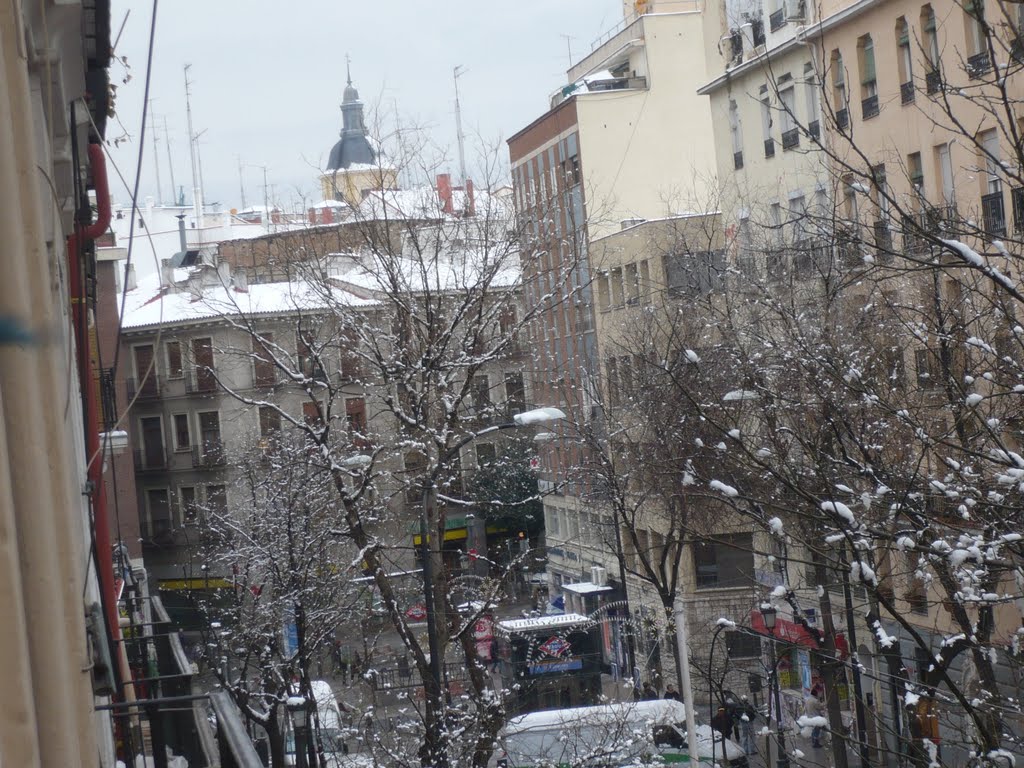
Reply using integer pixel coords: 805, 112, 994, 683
982, 190, 1006, 236
967, 51, 991, 78
733, 150, 744, 170
873, 220, 894, 262
127, 375, 161, 401
861, 94, 879, 119
769, 7, 786, 31
781, 128, 800, 150
925, 69, 942, 94
134, 447, 168, 471
808, 120, 820, 139
836, 108, 849, 130
185, 368, 217, 394
900, 81, 915, 104
191, 441, 226, 468
763, 138, 776, 158
1012, 187, 1024, 232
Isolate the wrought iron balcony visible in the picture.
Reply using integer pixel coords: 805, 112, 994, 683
769, 7, 787, 31
873, 220, 894, 262
133, 447, 168, 471
900, 81, 915, 105
764, 138, 776, 158
1012, 187, 1024, 232
126, 374, 161, 401
967, 51, 991, 78
836, 108, 849, 130
191, 441, 226, 468
781, 128, 800, 150
982, 190, 1006, 236
734, 150, 744, 170
925, 69, 942, 94
861, 94, 879, 119
808, 120, 820, 139
185, 368, 217, 394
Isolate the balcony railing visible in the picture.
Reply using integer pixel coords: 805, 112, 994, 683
763, 138, 776, 158
1012, 37, 1024, 64
873, 219, 894, 262
781, 128, 800, 150
967, 51, 991, 78
134, 446, 167, 471
861, 94, 879, 119
1012, 187, 1024, 232
185, 368, 217, 394
808, 120, 820, 139
902, 205, 959, 253
982, 190, 1006, 236
900, 81, 915, 105
126, 375, 161, 401
191, 441, 226, 468
733, 150, 744, 170
769, 7, 787, 31
836, 108, 849, 130
925, 69, 942, 94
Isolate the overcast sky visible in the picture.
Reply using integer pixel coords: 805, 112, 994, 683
107, 0, 623, 212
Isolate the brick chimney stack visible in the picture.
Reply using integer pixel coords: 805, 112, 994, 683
436, 173, 454, 214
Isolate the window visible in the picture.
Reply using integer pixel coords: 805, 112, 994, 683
624, 263, 639, 304
966, 0, 987, 57
172, 413, 191, 451
858, 35, 879, 118
804, 63, 820, 137
547, 506, 561, 537
179, 486, 198, 523
339, 327, 362, 379
404, 451, 426, 504
476, 442, 496, 468
166, 341, 183, 379
935, 143, 955, 206
907, 579, 929, 615
638, 259, 651, 302
606, 357, 620, 406
789, 195, 808, 243
505, 372, 526, 413
206, 484, 227, 518
597, 271, 610, 310
139, 416, 165, 470
191, 337, 215, 392
760, 91, 774, 157
345, 397, 367, 442
563, 155, 581, 188
908, 152, 924, 192
921, 5, 941, 92
259, 405, 281, 437
133, 343, 158, 398
145, 489, 172, 538
831, 50, 848, 127
471, 374, 491, 413
297, 330, 326, 382
897, 18, 914, 103
694, 533, 754, 589
303, 401, 323, 429
779, 85, 799, 149
729, 99, 743, 168
726, 630, 762, 658
915, 348, 940, 387
198, 411, 222, 458
610, 266, 624, 306
253, 332, 275, 387
980, 129, 1002, 194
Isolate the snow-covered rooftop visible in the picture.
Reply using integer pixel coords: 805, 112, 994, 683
120, 271, 375, 330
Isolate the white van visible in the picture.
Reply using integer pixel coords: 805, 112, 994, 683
495, 699, 748, 767
286, 680, 347, 766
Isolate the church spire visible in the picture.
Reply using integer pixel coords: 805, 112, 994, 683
346, 53, 352, 87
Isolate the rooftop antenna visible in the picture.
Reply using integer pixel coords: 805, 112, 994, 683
560, 34, 574, 68
453, 65, 468, 187
149, 99, 162, 204
237, 157, 247, 210
184, 64, 204, 228
162, 115, 177, 204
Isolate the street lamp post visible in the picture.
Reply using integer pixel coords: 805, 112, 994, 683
419, 407, 565, 768
761, 604, 790, 768
287, 695, 309, 768
671, 598, 699, 768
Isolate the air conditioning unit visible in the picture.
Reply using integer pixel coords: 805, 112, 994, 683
591, 566, 608, 586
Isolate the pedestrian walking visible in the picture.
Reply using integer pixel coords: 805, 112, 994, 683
663, 684, 680, 701
711, 706, 732, 738
641, 682, 659, 700
737, 695, 758, 755
804, 687, 826, 748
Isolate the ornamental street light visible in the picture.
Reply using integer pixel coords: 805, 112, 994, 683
419, 407, 565, 768
761, 604, 791, 768
287, 695, 310, 768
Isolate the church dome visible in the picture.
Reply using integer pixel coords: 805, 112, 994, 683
327, 64, 376, 171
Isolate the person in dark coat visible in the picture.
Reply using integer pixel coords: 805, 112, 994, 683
711, 706, 732, 738
641, 682, 659, 700
663, 684, 681, 701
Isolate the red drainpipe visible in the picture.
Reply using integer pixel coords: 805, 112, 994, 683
67, 142, 120, 646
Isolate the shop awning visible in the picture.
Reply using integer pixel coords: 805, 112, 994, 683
749, 610, 849, 658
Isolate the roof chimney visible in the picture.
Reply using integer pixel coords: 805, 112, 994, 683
436, 173, 454, 215
176, 214, 187, 253
465, 178, 475, 217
